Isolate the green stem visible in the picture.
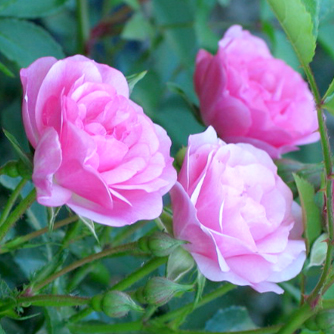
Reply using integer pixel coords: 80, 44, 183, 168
69, 320, 142, 333
32, 242, 138, 292
275, 303, 313, 334
110, 256, 167, 291
0, 188, 36, 243
303, 64, 334, 304
0, 215, 78, 254
18, 294, 89, 307
155, 283, 235, 324
0, 294, 89, 313
69, 256, 167, 323
112, 220, 148, 246
0, 179, 27, 227
162, 326, 282, 334
76, 0, 90, 54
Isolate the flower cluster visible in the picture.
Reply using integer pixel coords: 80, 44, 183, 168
20, 26, 316, 293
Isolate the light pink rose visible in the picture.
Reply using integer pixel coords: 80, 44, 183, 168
170, 127, 306, 293
21, 55, 176, 226
194, 25, 319, 158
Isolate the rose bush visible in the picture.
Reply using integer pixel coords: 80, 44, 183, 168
170, 127, 306, 293
21, 55, 176, 226
194, 25, 319, 158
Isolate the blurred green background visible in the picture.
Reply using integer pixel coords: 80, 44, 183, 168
0, 0, 333, 333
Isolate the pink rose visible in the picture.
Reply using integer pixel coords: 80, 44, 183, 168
170, 127, 306, 293
21, 55, 176, 226
194, 25, 319, 158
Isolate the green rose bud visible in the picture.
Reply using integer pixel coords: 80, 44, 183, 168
138, 232, 186, 257
0, 161, 20, 178
141, 277, 193, 306
315, 310, 334, 330
91, 291, 143, 318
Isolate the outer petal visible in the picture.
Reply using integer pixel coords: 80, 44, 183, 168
32, 127, 72, 206
20, 57, 57, 147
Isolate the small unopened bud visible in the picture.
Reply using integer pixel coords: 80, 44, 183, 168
315, 310, 334, 330
142, 277, 193, 306
0, 161, 20, 177
138, 232, 186, 257
90, 291, 143, 318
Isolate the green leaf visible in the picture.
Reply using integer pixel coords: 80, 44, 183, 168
319, 0, 334, 21
205, 306, 257, 332
194, 0, 220, 52
3, 129, 32, 172
324, 92, 334, 115
301, 0, 320, 37
79, 216, 99, 242
323, 75, 334, 101
293, 173, 322, 253
307, 233, 328, 268
126, 70, 147, 95
47, 207, 62, 231
0, 0, 69, 18
44, 307, 71, 334
194, 270, 206, 306
124, 0, 140, 10
266, 0, 316, 66
166, 247, 194, 281
0, 323, 6, 334
0, 61, 14, 77
318, 24, 334, 62
167, 82, 202, 124
0, 18, 64, 68
217, 0, 230, 7
121, 12, 153, 42
0, 0, 16, 11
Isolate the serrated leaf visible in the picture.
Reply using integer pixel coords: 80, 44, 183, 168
166, 247, 194, 281
293, 173, 322, 253
205, 306, 257, 332
0, 0, 68, 18
79, 216, 99, 242
266, 0, 316, 66
301, 0, 320, 37
126, 70, 147, 95
0, 18, 64, 68
3, 129, 32, 171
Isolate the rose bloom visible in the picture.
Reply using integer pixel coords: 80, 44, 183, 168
21, 55, 176, 226
170, 127, 306, 293
194, 25, 319, 158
